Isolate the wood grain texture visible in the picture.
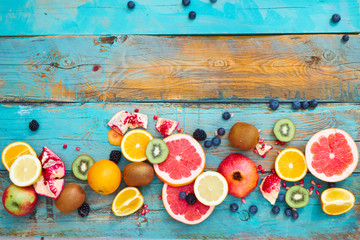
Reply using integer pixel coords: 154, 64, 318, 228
0, 35, 360, 103
0, 0, 359, 36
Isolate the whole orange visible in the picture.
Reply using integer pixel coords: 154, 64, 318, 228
87, 160, 121, 195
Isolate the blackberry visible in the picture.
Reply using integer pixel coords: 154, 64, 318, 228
78, 202, 90, 217
29, 120, 39, 131
179, 191, 187, 199
109, 150, 122, 164
193, 129, 207, 141
230, 203, 239, 212
185, 193, 197, 205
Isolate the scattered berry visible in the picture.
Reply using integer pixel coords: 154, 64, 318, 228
311, 180, 316, 185
315, 190, 320, 195
153, 115, 158, 120
193, 129, 207, 141
285, 208, 293, 217
211, 136, 221, 146
269, 100, 279, 110
109, 150, 122, 164
342, 34, 349, 42
63, 143, 67, 149
141, 209, 145, 215
309, 186, 314, 191
316, 183, 322, 188
241, 198, 246, 204
328, 182, 336, 188
309, 99, 318, 108
230, 203, 239, 212
177, 128, 181, 133
301, 101, 309, 109
29, 120, 40, 131
179, 191, 187, 199
92, 65, 101, 71
185, 193, 197, 205
271, 169, 276, 174
281, 141, 285, 145
210, 0, 217, 2
76, 147, 80, 151
258, 137, 265, 143
144, 204, 148, 208
134, 108, 139, 112
275, 140, 280, 145
217, 128, 226, 136
277, 193, 285, 202
309, 190, 313, 196
299, 179, 304, 184
189, 11, 196, 20
331, 14, 341, 23
300, 183, 304, 187
78, 202, 90, 217
204, 140, 212, 148
127, 1, 135, 9
249, 205, 258, 214
222, 111, 231, 120
145, 209, 150, 213
261, 169, 266, 173
292, 101, 301, 110
258, 165, 262, 170
182, 0, 190, 6
292, 211, 299, 220
158, 196, 162, 200
272, 205, 280, 214
277, 151, 281, 155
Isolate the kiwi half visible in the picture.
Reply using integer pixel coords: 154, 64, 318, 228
146, 138, 169, 164
285, 185, 309, 208
273, 118, 296, 142
72, 155, 95, 180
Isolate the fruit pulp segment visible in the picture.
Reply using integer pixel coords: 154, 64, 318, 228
13, 157, 38, 182
277, 151, 306, 178
324, 202, 354, 214
116, 197, 143, 212
324, 189, 353, 201
197, 175, 225, 201
123, 133, 152, 159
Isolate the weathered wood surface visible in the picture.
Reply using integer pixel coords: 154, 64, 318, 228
0, 35, 359, 103
1, 0, 359, 36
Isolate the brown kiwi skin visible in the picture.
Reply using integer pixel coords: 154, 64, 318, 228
228, 122, 259, 150
55, 184, 86, 213
123, 162, 154, 187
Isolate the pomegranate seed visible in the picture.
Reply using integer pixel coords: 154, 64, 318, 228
258, 129, 262, 133
261, 154, 266, 158
144, 204, 148, 208
262, 143, 265, 148
261, 177, 265, 180
75, 147, 80, 151
153, 115, 158, 120
300, 183, 304, 187
241, 198, 246, 204
311, 180, 316, 185
282, 182, 287, 187
277, 151, 281, 155
281, 142, 285, 145
177, 128, 181, 133
92, 65, 101, 72
214, 131, 218, 136
275, 140, 280, 145
258, 165, 262, 170
286, 187, 290, 190
294, 183, 298, 186
299, 179, 304, 184
309, 190, 313, 196
141, 210, 145, 215
158, 196, 162, 200
292, 208, 297, 211
134, 108, 139, 112
315, 190, 320, 195
230, 113, 234, 118
253, 149, 258, 153
316, 184, 322, 188
261, 169, 266, 173
63, 143, 67, 149
309, 186, 314, 191
271, 169, 275, 174
145, 209, 150, 213
259, 137, 265, 143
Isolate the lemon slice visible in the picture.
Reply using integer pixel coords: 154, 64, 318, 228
194, 171, 228, 206
112, 187, 144, 217
2, 142, 37, 171
9, 155, 42, 187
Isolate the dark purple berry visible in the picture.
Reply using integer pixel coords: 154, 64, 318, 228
182, 0, 190, 6
185, 193, 197, 205
29, 120, 39, 131
204, 140, 212, 148
230, 203, 238, 212
331, 14, 341, 23
222, 112, 231, 120
285, 208, 293, 217
217, 128, 225, 136
127, 1, 135, 8
272, 205, 280, 214
78, 202, 90, 217
179, 191, 187, 199
109, 150, 122, 164
189, 11, 196, 20
342, 34, 349, 42
269, 100, 279, 110
211, 136, 221, 146
292, 211, 299, 220
249, 205, 258, 214
193, 129, 207, 141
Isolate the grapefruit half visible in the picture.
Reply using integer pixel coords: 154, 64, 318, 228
162, 182, 215, 225
305, 129, 358, 182
154, 134, 206, 187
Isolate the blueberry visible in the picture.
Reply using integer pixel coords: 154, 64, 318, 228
342, 34, 349, 42
249, 205, 258, 214
272, 205, 280, 214
127, 1, 135, 9
331, 14, 341, 23
189, 11, 196, 20
222, 112, 231, 120
217, 128, 226, 136
211, 136, 221, 146
328, 182, 336, 188
182, 0, 190, 6
210, 0, 217, 2
204, 140, 212, 148
309, 99, 318, 108
292, 211, 299, 220
292, 101, 301, 110
185, 193, 197, 205
230, 203, 239, 212
277, 193, 285, 202
179, 191, 187, 199
301, 101, 309, 109
269, 100, 279, 110
285, 208, 293, 217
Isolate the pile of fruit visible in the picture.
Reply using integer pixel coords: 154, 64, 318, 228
1, 108, 357, 225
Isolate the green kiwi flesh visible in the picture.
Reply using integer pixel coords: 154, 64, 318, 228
285, 185, 309, 208
146, 138, 169, 164
273, 118, 296, 142
72, 154, 95, 180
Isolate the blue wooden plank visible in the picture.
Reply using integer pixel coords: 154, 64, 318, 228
0, 0, 359, 36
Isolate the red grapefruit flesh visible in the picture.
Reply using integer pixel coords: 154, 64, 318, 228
154, 134, 206, 187
162, 182, 215, 225
305, 129, 358, 182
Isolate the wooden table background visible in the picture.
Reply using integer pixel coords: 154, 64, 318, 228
0, 0, 359, 239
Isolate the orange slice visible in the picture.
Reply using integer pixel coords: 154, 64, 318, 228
112, 187, 144, 217
275, 148, 307, 182
2, 142, 37, 171
321, 188, 355, 215
121, 129, 153, 162
9, 155, 42, 187
194, 171, 228, 206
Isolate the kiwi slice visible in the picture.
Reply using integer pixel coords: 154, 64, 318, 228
285, 185, 309, 209
273, 118, 296, 142
146, 138, 169, 164
72, 154, 95, 180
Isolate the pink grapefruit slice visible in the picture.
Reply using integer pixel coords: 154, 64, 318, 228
305, 129, 358, 182
162, 182, 215, 225
154, 134, 206, 187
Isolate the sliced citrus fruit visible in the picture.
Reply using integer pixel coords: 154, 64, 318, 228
154, 134, 206, 187
321, 188, 355, 215
162, 182, 215, 225
112, 187, 144, 217
194, 171, 228, 206
9, 155, 42, 187
121, 129, 153, 162
275, 148, 307, 182
2, 142, 37, 171
305, 129, 358, 182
